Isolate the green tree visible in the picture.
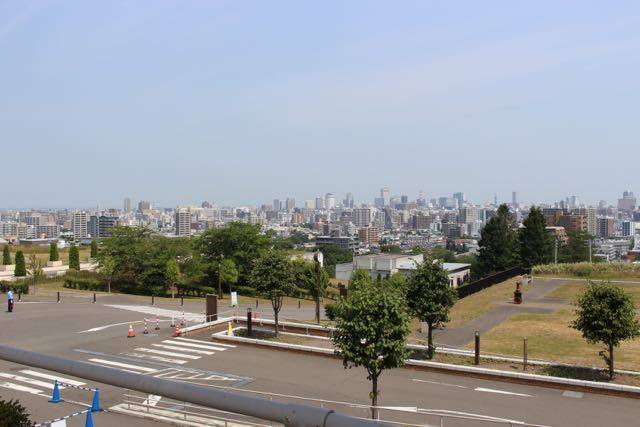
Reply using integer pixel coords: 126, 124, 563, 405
14, 251, 26, 277
49, 242, 59, 262
0, 398, 31, 426
219, 258, 239, 294
571, 282, 640, 379
165, 258, 181, 298
99, 255, 116, 293
406, 258, 458, 358
559, 231, 592, 263
319, 245, 353, 277
198, 222, 271, 287
332, 283, 410, 419
28, 253, 44, 295
2, 245, 10, 265
380, 245, 402, 254
477, 204, 519, 276
249, 251, 295, 336
90, 240, 99, 258
349, 269, 372, 293
292, 257, 329, 323
519, 207, 553, 268
68, 245, 80, 270
383, 272, 407, 293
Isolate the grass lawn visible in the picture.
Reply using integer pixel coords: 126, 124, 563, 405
447, 277, 530, 327
547, 281, 640, 307
476, 309, 640, 371
537, 272, 640, 280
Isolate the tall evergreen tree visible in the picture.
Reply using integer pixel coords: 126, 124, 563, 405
49, 242, 59, 262
560, 230, 593, 263
14, 251, 26, 277
477, 204, 519, 276
90, 240, 98, 258
2, 245, 10, 265
519, 207, 553, 268
68, 245, 80, 270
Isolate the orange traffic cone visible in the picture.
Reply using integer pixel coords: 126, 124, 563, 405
173, 324, 181, 337
127, 324, 135, 338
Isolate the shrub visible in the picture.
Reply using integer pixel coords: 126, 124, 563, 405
324, 302, 338, 320
0, 281, 29, 294
234, 285, 256, 297
0, 398, 31, 426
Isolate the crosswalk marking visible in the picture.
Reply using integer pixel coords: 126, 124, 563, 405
125, 353, 188, 365
174, 337, 237, 348
20, 370, 86, 386
162, 340, 229, 351
152, 344, 214, 355
0, 373, 59, 389
88, 358, 158, 372
0, 381, 45, 395
134, 348, 201, 360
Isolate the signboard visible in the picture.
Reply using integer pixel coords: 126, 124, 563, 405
231, 291, 238, 307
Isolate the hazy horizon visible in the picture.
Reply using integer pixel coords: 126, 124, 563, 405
2, 1, 639, 208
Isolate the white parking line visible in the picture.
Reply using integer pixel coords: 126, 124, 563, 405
175, 337, 236, 348
412, 378, 468, 389
134, 348, 201, 360
20, 370, 86, 386
152, 344, 214, 355
0, 373, 59, 389
0, 381, 44, 395
474, 387, 532, 397
88, 359, 158, 373
162, 340, 228, 351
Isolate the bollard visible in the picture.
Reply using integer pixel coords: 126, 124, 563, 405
18, 293, 21, 302
92, 293, 96, 304
57, 292, 60, 303
298, 300, 301, 309
523, 337, 528, 371
474, 331, 480, 365
247, 308, 253, 337
256, 299, 258, 308
181, 296, 184, 306
151, 295, 155, 306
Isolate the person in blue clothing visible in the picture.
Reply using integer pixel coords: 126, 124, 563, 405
7, 289, 13, 313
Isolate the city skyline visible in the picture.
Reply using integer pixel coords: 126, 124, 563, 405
2, 1, 640, 207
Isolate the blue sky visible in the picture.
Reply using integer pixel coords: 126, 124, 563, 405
1, 1, 639, 208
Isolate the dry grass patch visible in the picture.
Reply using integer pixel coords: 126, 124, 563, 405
547, 281, 640, 308
477, 309, 640, 371
447, 277, 530, 327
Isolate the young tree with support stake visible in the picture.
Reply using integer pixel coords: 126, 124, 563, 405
249, 250, 295, 337
99, 255, 116, 294
332, 282, 410, 419
572, 282, 640, 379
28, 253, 44, 295
406, 257, 458, 359
165, 258, 181, 298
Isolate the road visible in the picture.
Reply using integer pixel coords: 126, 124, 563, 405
0, 291, 637, 426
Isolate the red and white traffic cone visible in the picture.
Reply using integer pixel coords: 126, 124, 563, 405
154, 317, 160, 330
181, 312, 185, 327
172, 324, 181, 337
143, 318, 149, 335
127, 324, 136, 338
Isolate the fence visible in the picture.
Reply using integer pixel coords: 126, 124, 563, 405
456, 266, 529, 299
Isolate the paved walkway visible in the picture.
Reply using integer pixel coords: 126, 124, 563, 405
434, 278, 567, 347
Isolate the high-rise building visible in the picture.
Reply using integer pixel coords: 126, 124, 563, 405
618, 191, 637, 213
622, 221, 636, 237
175, 208, 191, 237
459, 206, 478, 224
343, 193, 354, 208
285, 198, 296, 212
511, 191, 519, 208
273, 199, 282, 212
305, 199, 314, 209
358, 226, 379, 245
138, 200, 151, 211
380, 187, 390, 206
325, 193, 336, 210
353, 208, 371, 228
88, 215, 118, 238
453, 192, 465, 207
315, 196, 325, 210
124, 197, 132, 212
596, 217, 615, 238
72, 212, 88, 239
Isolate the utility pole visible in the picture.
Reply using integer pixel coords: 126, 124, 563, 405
314, 252, 321, 324
554, 239, 558, 266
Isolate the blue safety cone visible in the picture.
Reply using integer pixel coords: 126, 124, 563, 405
90, 389, 102, 412
85, 409, 94, 427
48, 380, 63, 403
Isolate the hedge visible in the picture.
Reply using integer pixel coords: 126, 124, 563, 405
0, 281, 29, 294
532, 262, 640, 277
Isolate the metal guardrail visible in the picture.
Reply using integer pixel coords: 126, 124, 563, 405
0, 344, 391, 427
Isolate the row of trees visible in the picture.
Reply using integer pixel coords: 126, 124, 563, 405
477, 204, 595, 276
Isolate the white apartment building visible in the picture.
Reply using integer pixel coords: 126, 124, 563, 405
72, 212, 88, 239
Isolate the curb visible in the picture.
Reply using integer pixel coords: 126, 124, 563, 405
210, 330, 640, 399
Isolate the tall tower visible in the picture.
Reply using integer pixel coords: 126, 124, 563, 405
123, 197, 131, 212
511, 191, 519, 208
380, 187, 390, 206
